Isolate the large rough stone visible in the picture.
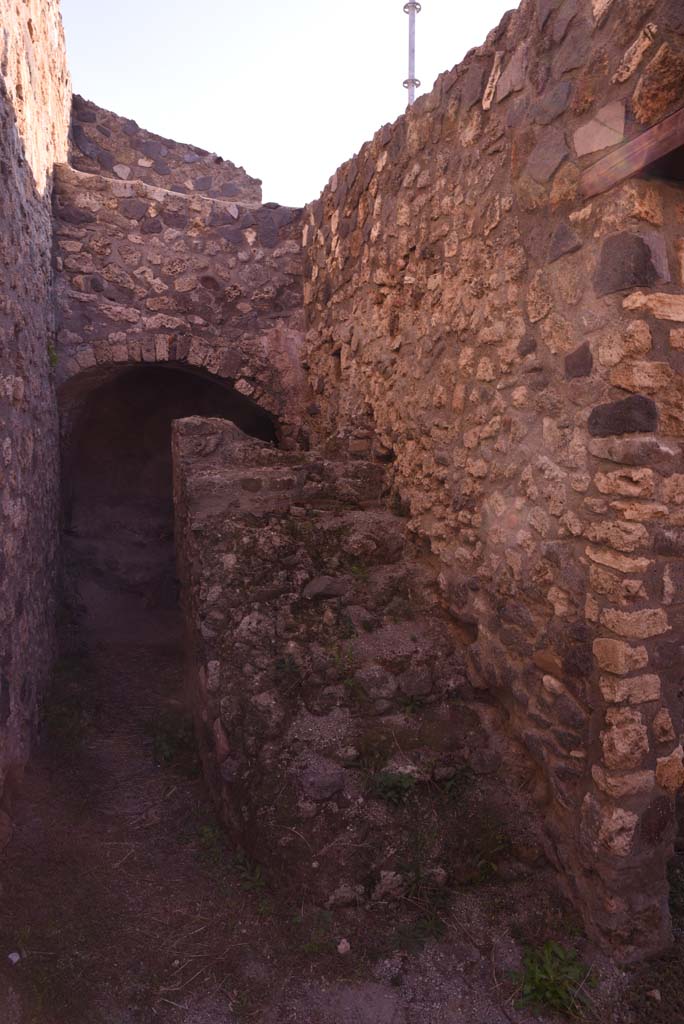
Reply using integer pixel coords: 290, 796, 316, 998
588, 395, 658, 437
588, 436, 680, 473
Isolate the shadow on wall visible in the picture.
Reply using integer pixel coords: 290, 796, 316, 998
59, 364, 276, 643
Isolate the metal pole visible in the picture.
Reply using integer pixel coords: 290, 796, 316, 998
403, 2, 421, 106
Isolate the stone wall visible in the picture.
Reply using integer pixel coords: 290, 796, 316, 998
54, 114, 307, 447
304, 0, 684, 958
70, 95, 262, 204
173, 416, 548, 919
0, 0, 70, 817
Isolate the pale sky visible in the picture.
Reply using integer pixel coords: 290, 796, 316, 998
59, 0, 519, 208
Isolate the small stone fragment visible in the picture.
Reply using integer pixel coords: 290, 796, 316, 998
565, 342, 592, 378
482, 52, 504, 111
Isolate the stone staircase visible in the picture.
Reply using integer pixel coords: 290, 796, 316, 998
173, 417, 544, 907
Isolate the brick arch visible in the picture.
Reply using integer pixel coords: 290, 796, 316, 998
56, 329, 304, 449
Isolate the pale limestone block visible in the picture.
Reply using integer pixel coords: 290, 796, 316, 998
586, 546, 651, 575
594, 638, 648, 676
602, 707, 649, 771
600, 607, 670, 640
599, 674, 661, 704
594, 468, 654, 498
624, 292, 684, 321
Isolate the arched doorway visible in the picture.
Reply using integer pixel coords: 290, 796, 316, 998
59, 362, 276, 641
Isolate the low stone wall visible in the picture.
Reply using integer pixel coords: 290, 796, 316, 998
173, 416, 548, 913
54, 151, 307, 446
0, 0, 70, 816
304, 0, 684, 958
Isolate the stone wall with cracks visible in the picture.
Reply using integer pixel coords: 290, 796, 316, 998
304, 0, 684, 959
53, 114, 308, 447
0, 0, 71, 824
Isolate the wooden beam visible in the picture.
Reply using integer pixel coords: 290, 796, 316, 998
581, 104, 684, 199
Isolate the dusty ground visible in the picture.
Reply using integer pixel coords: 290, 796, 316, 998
0, 551, 673, 1024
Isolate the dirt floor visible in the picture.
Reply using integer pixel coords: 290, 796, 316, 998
0, 541, 679, 1023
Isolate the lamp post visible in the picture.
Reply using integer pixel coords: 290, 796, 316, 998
403, 2, 422, 106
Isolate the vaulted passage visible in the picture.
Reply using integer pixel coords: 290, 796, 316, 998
61, 364, 276, 639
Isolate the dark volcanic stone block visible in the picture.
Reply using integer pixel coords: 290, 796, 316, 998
594, 233, 659, 296
140, 216, 163, 235
588, 395, 658, 437
565, 342, 592, 378
525, 128, 569, 182
461, 62, 487, 110
554, 20, 591, 76
71, 124, 97, 159
640, 797, 673, 846
120, 198, 148, 221
255, 211, 279, 248
57, 203, 96, 225
553, 0, 579, 44
533, 81, 572, 125
654, 529, 684, 558
549, 221, 582, 263
538, 0, 561, 28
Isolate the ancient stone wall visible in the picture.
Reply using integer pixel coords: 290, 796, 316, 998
0, 0, 70, 816
304, 0, 684, 958
70, 95, 262, 204
54, 116, 307, 447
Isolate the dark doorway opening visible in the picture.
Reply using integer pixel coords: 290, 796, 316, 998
61, 363, 275, 641
640, 144, 684, 184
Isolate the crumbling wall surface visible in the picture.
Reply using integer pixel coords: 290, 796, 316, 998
70, 96, 262, 204
0, 0, 70, 814
53, 160, 306, 445
304, 0, 684, 958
